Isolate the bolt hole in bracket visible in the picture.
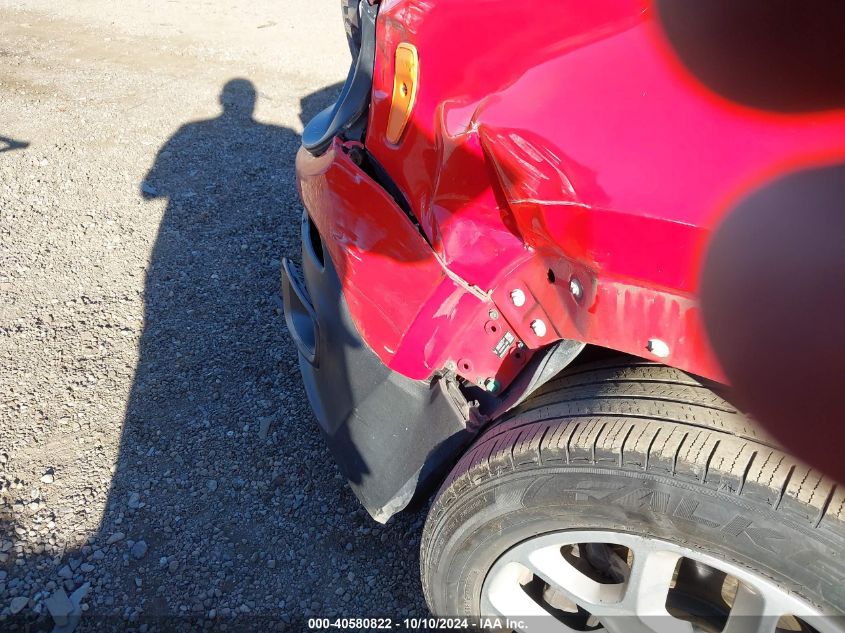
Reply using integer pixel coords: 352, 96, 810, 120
444, 260, 601, 400
492, 256, 689, 372
447, 270, 588, 398
447, 304, 529, 395
495, 258, 596, 352
443, 261, 601, 414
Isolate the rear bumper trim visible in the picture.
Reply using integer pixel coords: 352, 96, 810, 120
281, 211, 480, 522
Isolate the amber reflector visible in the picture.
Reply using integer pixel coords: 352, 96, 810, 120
386, 43, 419, 144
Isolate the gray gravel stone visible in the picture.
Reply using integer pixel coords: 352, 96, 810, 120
45, 588, 73, 624
9, 595, 28, 614
130, 541, 148, 560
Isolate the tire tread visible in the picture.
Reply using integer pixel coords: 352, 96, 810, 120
422, 359, 842, 605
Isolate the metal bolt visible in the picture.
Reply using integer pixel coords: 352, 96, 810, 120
445, 360, 457, 372
530, 319, 547, 337
484, 378, 500, 393
646, 338, 670, 358
510, 289, 526, 307
489, 309, 499, 320
516, 341, 525, 349
569, 278, 583, 301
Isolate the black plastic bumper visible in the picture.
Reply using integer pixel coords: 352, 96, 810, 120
281, 212, 479, 523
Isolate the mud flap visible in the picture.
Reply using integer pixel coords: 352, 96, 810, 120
281, 213, 479, 522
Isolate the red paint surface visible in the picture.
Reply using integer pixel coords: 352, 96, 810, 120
297, 0, 845, 388
296, 142, 530, 385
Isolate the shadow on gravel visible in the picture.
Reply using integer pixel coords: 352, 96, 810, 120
0, 135, 29, 153
3, 78, 429, 631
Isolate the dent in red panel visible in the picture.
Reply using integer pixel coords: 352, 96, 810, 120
296, 142, 445, 368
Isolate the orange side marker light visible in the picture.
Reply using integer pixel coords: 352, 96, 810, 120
386, 43, 419, 145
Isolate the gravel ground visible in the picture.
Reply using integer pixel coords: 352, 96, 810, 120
0, 1, 430, 630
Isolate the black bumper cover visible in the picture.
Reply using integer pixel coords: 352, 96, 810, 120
281, 213, 478, 522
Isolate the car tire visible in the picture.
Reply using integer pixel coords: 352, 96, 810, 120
420, 358, 845, 627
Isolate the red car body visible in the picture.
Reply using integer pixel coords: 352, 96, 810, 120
298, 0, 845, 393
286, 0, 845, 520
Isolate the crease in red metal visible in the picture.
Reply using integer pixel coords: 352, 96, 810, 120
296, 141, 530, 387
300, 0, 845, 390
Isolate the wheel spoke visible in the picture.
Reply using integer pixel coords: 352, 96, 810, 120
619, 546, 695, 633
722, 582, 780, 633
483, 560, 589, 632
523, 543, 693, 633
480, 531, 834, 633
523, 544, 626, 611
622, 546, 681, 613
484, 585, 584, 633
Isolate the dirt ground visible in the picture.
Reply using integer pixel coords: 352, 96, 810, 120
0, 1, 430, 629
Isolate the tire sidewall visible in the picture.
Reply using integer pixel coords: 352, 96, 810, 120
424, 466, 845, 616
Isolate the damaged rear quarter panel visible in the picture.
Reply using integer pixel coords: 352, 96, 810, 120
296, 142, 530, 387
359, 0, 845, 384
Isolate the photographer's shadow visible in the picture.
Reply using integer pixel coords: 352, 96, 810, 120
124, 77, 300, 493
95, 78, 351, 619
